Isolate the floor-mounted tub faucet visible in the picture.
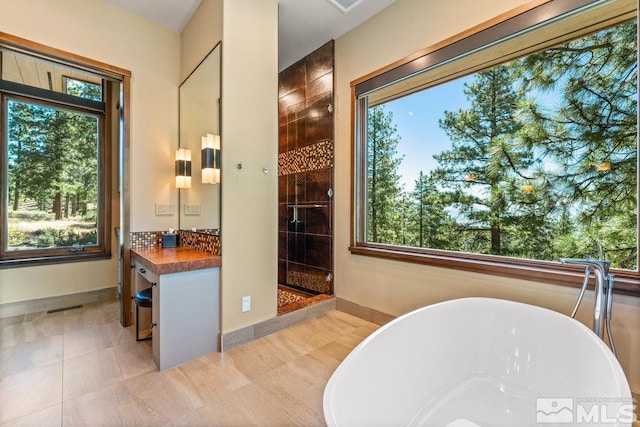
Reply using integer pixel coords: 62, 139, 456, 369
559, 249, 616, 356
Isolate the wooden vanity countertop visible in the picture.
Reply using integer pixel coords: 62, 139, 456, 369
130, 246, 221, 275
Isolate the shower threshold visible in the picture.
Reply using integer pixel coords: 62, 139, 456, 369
277, 285, 333, 315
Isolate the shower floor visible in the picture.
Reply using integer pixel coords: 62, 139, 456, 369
277, 285, 333, 315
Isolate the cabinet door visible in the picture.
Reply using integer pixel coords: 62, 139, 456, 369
151, 281, 160, 368
156, 268, 219, 370
131, 260, 155, 337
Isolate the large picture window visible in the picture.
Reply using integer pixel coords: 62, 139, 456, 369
352, 0, 640, 294
0, 39, 123, 267
6, 97, 100, 251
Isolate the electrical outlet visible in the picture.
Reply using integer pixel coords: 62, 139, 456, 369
242, 296, 251, 312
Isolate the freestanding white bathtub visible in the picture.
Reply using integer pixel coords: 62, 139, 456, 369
324, 298, 632, 427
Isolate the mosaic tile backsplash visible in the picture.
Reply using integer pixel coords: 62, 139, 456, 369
130, 231, 163, 249
179, 230, 221, 255
130, 231, 220, 255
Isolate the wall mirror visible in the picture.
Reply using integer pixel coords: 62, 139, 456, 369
179, 44, 221, 234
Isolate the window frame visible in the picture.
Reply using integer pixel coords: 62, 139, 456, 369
62, 75, 103, 101
0, 32, 129, 268
350, 0, 640, 297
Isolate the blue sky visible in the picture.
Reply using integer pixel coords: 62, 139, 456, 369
383, 75, 473, 191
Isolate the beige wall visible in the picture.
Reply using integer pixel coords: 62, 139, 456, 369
220, 0, 279, 333
180, 0, 279, 334
180, 0, 223, 81
334, 0, 640, 392
0, 0, 180, 303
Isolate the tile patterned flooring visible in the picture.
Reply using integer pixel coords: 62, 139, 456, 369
0, 297, 378, 426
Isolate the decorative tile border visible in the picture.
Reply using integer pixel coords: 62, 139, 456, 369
278, 139, 334, 176
306, 167, 332, 186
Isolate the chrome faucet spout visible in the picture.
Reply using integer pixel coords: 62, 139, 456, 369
559, 258, 610, 285
559, 255, 613, 351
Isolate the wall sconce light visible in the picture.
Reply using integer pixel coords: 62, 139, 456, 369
201, 133, 221, 184
175, 148, 192, 188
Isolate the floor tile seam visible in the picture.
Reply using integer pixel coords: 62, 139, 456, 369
60, 397, 64, 427
0, 344, 15, 378
157, 365, 212, 412
195, 361, 256, 392
0, 314, 26, 327
248, 380, 312, 427
2, 355, 64, 378
1, 360, 64, 424
0, 325, 61, 350
0, 401, 62, 426
60, 338, 67, 408
61, 316, 108, 334
313, 340, 352, 362
61, 369, 125, 403
249, 351, 327, 390
59, 325, 115, 404
61, 324, 117, 361
235, 353, 291, 384
261, 334, 325, 361
1, 333, 68, 377
119, 370, 210, 422
108, 341, 131, 385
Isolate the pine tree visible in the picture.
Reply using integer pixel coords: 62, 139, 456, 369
520, 20, 637, 267
366, 105, 404, 244
411, 171, 451, 248
435, 65, 539, 255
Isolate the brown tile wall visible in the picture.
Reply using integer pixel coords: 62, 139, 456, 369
278, 41, 334, 295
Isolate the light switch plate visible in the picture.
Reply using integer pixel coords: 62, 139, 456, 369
155, 204, 175, 216
184, 204, 201, 215
242, 296, 251, 312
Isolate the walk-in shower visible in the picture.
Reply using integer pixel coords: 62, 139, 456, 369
277, 41, 335, 312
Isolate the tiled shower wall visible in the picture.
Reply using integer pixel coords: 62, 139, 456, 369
278, 41, 334, 295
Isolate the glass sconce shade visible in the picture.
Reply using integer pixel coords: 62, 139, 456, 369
201, 133, 221, 184
175, 148, 192, 188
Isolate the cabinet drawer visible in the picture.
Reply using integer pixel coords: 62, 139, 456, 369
132, 260, 158, 285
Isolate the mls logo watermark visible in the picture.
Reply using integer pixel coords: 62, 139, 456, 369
537, 398, 574, 423
537, 397, 636, 424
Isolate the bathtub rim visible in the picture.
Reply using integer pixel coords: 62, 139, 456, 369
323, 297, 632, 426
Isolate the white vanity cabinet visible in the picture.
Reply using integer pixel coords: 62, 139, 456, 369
131, 247, 221, 371
151, 267, 219, 370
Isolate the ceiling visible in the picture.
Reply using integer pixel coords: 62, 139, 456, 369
98, 0, 202, 34
97, 0, 396, 71
277, 0, 396, 70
